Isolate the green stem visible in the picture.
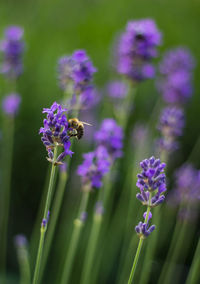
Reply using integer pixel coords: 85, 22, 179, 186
138, 207, 161, 284
60, 190, 90, 284
158, 217, 189, 284
127, 199, 151, 284
80, 213, 102, 284
16, 244, 31, 284
128, 238, 144, 284
32, 146, 58, 284
186, 238, 200, 284
38, 169, 68, 283
0, 116, 14, 279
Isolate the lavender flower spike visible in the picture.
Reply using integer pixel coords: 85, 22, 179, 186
2, 93, 21, 116
57, 50, 97, 94
135, 211, 156, 239
77, 145, 110, 189
0, 26, 25, 79
39, 102, 74, 164
157, 47, 195, 104
136, 156, 167, 207
94, 118, 124, 160
157, 106, 185, 152
117, 19, 162, 81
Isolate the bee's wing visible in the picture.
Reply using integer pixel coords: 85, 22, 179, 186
81, 121, 92, 126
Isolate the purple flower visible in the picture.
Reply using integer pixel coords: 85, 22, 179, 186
95, 201, 104, 216
57, 50, 97, 94
167, 164, 200, 220
14, 234, 28, 248
0, 26, 25, 79
39, 102, 74, 164
132, 123, 148, 145
77, 145, 110, 189
94, 119, 124, 160
79, 85, 99, 108
117, 19, 162, 81
135, 211, 156, 238
107, 80, 129, 99
173, 164, 200, 204
157, 47, 195, 104
157, 107, 185, 152
2, 93, 21, 116
136, 156, 167, 207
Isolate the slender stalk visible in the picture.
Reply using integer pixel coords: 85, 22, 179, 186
60, 189, 90, 284
80, 213, 102, 284
158, 215, 190, 284
16, 243, 31, 284
138, 207, 161, 284
0, 116, 14, 279
38, 169, 68, 283
32, 146, 58, 284
186, 238, 200, 284
128, 238, 144, 284
127, 197, 151, 284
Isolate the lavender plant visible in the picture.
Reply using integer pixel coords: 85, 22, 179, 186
158, 164, 200, 284
80, 119, 124, 284
34, 49, 97, 283
14, 235, 31, 284
60, 145, 111, 284
157, 106, 185, 160
57, 49, 97, 109
128, 156, 167, 283
0, 26, 25, 79
117, 19, 162, 82
0, 25, 24, 278
33, 102, 74, 284
157, 47, 195, 105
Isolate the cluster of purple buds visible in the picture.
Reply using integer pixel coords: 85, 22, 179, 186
77, 146, 110, 189
136, 157, 166, 207
39, 102, 74, 164
117, 19, 162, 81
172, 164, 200, 205
167, 164, 200, 221
157, 106, 185, 153
14, 234, 28, 248
94, 118, 124, 161
0, 26, 25, 79
135, 212, 155, 239
58, 50, 97, 107
157, 47, 195, 104
135, 157, 167, 238
2, 93, 21, 117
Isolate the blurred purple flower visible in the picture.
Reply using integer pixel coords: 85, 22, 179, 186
94, 118, 124, 160
2, 93, 21, 116
107, 80, 129, 99
132, 123, 148, 145
0, 26, 25, 79
39, 102, 74, 163
57, 50, 96, 94
77, 145, 110, 189
157, 47, 195, 104
117, 19, 162, 81
14, 234, 28, 248
172, 164, 200, 204
135, 211, 155, 238
79, 85, 99, 108
157, 106, 185, 152
168, 163, 200, 220
136, 156, 167, 207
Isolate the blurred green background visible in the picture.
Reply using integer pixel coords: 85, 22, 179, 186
0, 0, 200, 281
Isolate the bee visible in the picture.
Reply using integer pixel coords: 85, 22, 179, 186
68, 118, 92, 140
